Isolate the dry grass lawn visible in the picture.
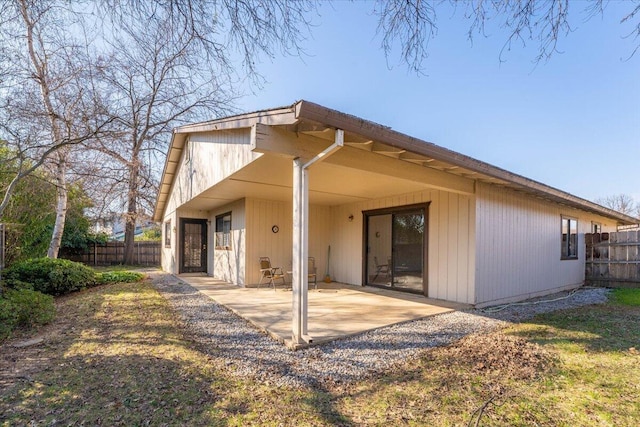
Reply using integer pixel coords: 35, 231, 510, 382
1, 278, 639, 426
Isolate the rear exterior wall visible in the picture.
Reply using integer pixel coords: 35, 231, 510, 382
210, 199, 246, 285
329, 188, 476, 304
160, 129, 257, 274
474, 183, 618, 306
243, 198, 332, 286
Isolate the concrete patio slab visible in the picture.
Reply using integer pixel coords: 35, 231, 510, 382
176, 274, 469, 348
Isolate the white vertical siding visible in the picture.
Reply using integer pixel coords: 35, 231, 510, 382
308, 204, 332, 281
475, 183, 619, 306
161, 129, 257, 274
329, 189, 476, 304
243, 198, 332, 285
210, 200, 246, 285
163, 129, 257, 217
160, 211, 177, 273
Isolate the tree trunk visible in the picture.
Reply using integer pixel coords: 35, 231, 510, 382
47, 152, 68, 258
122, 158, 139, 265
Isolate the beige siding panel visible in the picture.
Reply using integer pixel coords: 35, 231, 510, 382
243, 199, 332, 286
309, 204, 332, 281
211, 200, 246, 285
245, 199, 292, 285
475, 183, 619, 306
160, 211, 177, 273
329, 189, 476, 304
330, 203, 365, 285
457, 195, 470, 303
164, 129, 258, 215
436, 191, 449, 299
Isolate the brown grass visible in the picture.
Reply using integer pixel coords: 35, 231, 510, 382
2, 279, 639, 426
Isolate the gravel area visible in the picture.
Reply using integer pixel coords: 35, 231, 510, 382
151, 272, 611, 388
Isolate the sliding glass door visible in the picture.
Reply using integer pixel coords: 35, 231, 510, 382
364, 204, 428, 295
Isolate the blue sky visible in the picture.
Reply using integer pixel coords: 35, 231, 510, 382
235, 1, 639, 204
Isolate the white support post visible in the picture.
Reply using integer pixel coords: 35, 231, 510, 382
292, 158, 309, 344
291, 129, 344, 345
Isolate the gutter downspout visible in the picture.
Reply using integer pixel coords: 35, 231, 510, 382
292, 129, 344, 345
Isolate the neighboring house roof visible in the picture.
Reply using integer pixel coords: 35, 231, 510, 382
154, 100, 638, 225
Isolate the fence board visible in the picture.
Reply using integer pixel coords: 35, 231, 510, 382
586, 232, 640, 288
60, 241, 160, 266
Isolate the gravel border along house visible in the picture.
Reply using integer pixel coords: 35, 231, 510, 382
152, 271, 610, 388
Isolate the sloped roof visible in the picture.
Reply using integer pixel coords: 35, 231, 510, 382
153, 100, 638, 225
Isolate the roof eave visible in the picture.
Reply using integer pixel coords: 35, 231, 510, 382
295, 100, 638, 226
152, 104, 300, 221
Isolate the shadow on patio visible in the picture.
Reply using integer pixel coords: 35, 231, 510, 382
177, 274, 469, 348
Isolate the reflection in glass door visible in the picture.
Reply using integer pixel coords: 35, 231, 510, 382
365, 205, 427, 295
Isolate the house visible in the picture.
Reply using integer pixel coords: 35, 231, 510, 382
153, 100, 637, 344
91, 213, 157, 241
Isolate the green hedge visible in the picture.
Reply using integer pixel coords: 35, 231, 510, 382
3, 258, 96, 296
0, 297, 18, 340
0, 288, 55, 341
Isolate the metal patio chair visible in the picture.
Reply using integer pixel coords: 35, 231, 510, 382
258, 257, 286, 290
373, 256, 391, 281
308, 256, 318, 290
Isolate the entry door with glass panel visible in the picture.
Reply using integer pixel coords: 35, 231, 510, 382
180, 218, 208, 273
365, 205, 427, 295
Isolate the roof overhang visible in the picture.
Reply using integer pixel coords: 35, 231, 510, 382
153, 100, 639, 226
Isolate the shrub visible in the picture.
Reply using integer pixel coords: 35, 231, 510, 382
95, 271, 145, 284
0, 297, 18, 341
6, 288, 55, 327
4, 257, 96, 296
1, 278, 33, 291
0, 289, 55, 341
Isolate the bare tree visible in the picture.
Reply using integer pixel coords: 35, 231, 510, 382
0, 0, 111, 259
1, 0, 316, 264
373, 0, 640, 72
2, 0, 637, 264
597, 194, 640, 218
88, 0, 319, 264
102, 0, 316, 79
94, 11, 235, 264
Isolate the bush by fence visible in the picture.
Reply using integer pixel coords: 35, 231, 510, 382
59, 241, 160, 266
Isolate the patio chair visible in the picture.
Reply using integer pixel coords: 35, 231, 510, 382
308, 257, 317, 290
373, 256, 391, 281
258, 257, 286, 290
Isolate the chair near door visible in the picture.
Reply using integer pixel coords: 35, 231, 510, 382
258, 257, 286, 290
281, 257, 318, 290
373, 256, 391, 282
308, 257, 317, 289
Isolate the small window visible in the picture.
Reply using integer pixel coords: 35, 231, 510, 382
561, 216, 578, 259
164, 220, 171, 248
591, 222, 602, 234
215, 212, 231, 249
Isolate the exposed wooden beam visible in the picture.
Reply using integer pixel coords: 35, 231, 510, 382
326, 146, 475, 195
251, 123, 331, 162
253, 123, 474, 195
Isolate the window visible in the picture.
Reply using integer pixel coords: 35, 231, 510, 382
164, 220, 171, 248
561, 216, 578, 259
215, 212, 231, 249
591, 222, 602, 234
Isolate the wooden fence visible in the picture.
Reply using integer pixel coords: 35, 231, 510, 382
60, 241, 161, 266
585, 231, 640, 288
